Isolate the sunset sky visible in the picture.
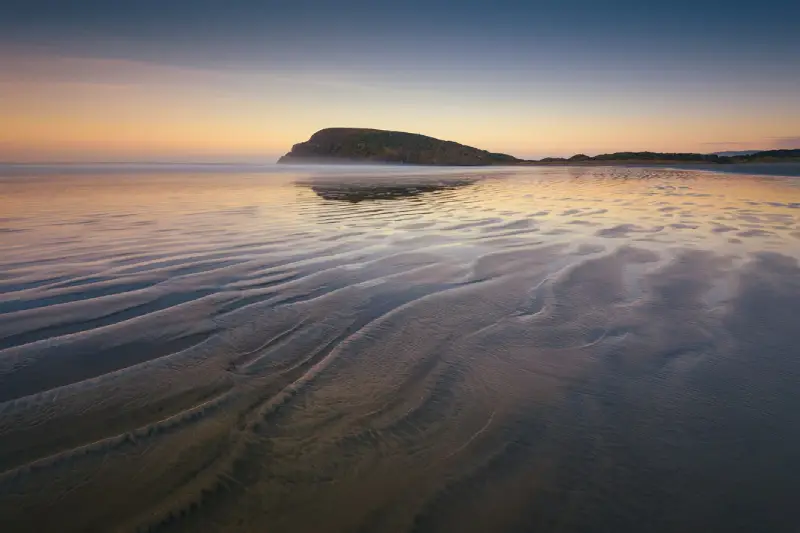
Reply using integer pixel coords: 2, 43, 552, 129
2, 0, 799, 162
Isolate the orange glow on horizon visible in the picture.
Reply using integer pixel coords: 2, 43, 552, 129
2, 50, 799, 162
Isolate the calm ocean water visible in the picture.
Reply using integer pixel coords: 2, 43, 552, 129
1, 164, 800, 532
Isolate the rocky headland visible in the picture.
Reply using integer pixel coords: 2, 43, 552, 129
278, 128, 800, 167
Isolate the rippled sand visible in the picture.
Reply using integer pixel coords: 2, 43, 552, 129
2, 165, 800, 533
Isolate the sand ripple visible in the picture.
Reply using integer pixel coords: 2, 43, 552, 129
1, 165, 800, 532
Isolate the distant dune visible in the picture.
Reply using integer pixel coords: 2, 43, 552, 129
712, 150, 766, 157
529, 149, 800, 166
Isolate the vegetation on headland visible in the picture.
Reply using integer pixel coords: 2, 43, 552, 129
278, 128, 520, 166
278, 128, 800, 166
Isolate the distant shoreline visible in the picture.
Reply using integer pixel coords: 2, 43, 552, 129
2, 162, 799, 178
523, 159, 800, 166
521, 158, 800, 167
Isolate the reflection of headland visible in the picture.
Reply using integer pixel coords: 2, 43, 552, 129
304, 178, 478, 203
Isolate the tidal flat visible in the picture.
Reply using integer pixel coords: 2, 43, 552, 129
1, 164, 800, 532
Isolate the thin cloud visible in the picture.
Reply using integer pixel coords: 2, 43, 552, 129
0, 48, 225, 87
700, 138, 800, 150
770, 136, 800, 149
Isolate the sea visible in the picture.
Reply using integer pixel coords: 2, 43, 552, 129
1, 163, 800, 532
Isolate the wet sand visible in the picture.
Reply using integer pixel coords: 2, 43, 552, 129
1, 165, 800, 532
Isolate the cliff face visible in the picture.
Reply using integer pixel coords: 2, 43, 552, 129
277, 128, 521, 166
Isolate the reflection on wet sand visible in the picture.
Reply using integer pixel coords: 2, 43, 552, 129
1, 165, 800, 533
305, 177, 478, 202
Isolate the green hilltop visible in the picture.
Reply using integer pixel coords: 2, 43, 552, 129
278, 128, 520, 166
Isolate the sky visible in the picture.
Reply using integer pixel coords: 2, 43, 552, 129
1, 0, 799, 162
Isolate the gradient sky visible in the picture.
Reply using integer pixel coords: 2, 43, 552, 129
2, 0, 799, 162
